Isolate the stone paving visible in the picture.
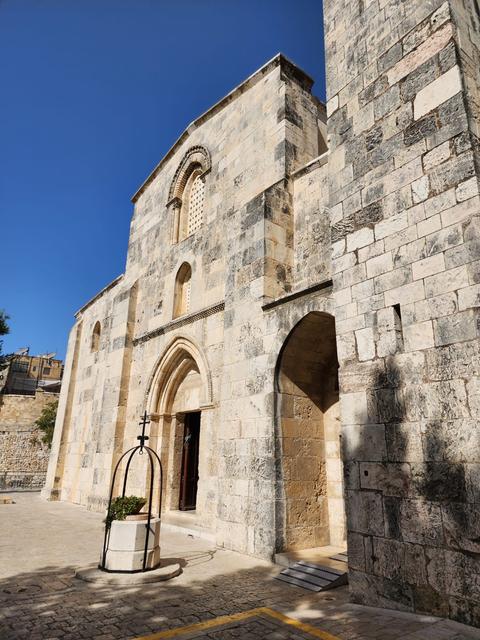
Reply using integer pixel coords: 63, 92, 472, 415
1, 493, 480, 640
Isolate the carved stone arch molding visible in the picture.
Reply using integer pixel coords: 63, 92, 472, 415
144, 334, 213, 417
167, 146, 211, 205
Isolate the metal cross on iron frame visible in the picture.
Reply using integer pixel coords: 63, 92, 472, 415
100, 409, 163, 573
137, 410, 150, 450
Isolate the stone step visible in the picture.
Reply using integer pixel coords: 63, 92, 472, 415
329, 552, 348, 563
275, 561, 348, 592
160, 512, 215, 543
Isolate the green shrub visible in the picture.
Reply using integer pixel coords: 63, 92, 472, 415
105, 495, 146, 528
35, 400, 58, 447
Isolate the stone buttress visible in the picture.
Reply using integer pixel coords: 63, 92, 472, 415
324, 0, 480, 624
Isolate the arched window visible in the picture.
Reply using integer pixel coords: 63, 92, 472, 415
184, 170, 205, 237
91, 321, 101, 352
174, 167, 205, 241
168, 146, 210, 243
173, 263, 192, 318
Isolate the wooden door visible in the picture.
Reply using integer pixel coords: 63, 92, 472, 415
179, 412, 200, 510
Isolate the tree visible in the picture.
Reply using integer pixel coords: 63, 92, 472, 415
0, 310, 9, 357
35, 400, 58, 447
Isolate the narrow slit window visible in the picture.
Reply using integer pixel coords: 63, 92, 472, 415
393, 304, 403, 352
91, 321, 101, 352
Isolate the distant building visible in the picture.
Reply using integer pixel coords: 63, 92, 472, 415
2, 349, 63, 395
0, 349, 63, 490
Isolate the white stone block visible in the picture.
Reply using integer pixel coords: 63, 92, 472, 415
366, 252, 393, 278
107, 517, 160, 552
424, 265, 468, 298
440, 196, 479, 227
103, 546, 160, 572
327, 95, 339, 117
417, 214, 441, 238
337, 332, 357, 362
335, 286, 352, 307
353, 103, 374, 135
355, 327, 375, 361
412, 253, 445, 280
340, 391, 368, 425
424, 188, 456, 218
423, 141, 450, 171
347, 227, 374, 252
414, 66, 462, 120
374, 212, 408, 240
403, 321, 434, 352
412, 176, 429, 204
384, 280, 425, 306
458, 284, 480, 311
456, 177, 479, 203
387, 22, 453, 86
332, 239, 346, 258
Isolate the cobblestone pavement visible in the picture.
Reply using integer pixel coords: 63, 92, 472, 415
1, 493, 480, 640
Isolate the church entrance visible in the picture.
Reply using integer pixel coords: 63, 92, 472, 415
179, 411, 201, 510
275, 311, 344, 552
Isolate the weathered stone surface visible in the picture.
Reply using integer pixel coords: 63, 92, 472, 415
40, 0, 480, 625
42, 55, 344, 561
0, 391, 55, 490
325, 0, 480, 624
414, 66, 462, 120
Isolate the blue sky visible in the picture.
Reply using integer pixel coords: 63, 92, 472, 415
0, 0, 325, 360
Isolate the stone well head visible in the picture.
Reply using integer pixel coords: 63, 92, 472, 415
99, 411, 164, 573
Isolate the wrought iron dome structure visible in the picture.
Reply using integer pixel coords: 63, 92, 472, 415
99, 411, 163, 573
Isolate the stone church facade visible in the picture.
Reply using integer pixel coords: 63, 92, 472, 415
44, 0, 480, 626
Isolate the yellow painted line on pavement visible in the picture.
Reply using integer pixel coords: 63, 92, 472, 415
261, 607, 340, 639
135, 606, 341, 639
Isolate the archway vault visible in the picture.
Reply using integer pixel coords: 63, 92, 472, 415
274, 310, 344, 552
145, 335, 213, 417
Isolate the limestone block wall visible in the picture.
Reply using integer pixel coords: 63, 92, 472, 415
324, 0, 480, 623
292, 155, 331, 291
120, 56, 326, 547
128, 55, 323, 341
43, 275, 137, 510
124, 312, 224, 531
450, 1, 480, 171
216, 153, 336, 558
44, 54, 334, 561
0, 391, 57, 490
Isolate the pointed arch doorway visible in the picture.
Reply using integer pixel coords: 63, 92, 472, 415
146, 337, 213, 522
275, 311, 345, 552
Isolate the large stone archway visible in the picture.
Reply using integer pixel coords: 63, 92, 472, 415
275, 311, 344, 551
145, 336, 214, 525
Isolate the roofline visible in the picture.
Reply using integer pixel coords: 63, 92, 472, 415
75, 274, 124, 317
131, 53, 316, 204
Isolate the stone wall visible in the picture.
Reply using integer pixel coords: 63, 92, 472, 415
0, 391, 57, 490
324, 0, 480, 624
43, 55, 335, 560
292, 154, 331, 291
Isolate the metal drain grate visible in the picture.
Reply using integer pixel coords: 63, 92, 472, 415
275, 561, 348, 592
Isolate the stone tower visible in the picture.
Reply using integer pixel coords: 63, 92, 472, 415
324, 0, 480, 624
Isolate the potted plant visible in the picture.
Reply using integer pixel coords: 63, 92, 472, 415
105, 495, 146, 528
